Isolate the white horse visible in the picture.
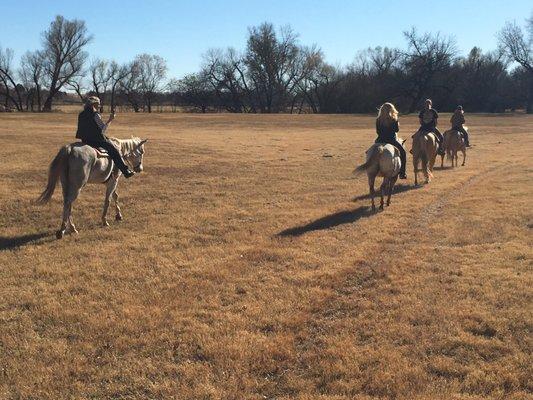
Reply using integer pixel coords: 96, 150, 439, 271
37, 137, 147, 239
354, 140, 405, 211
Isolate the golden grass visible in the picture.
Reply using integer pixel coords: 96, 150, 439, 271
0, 112, 532, 399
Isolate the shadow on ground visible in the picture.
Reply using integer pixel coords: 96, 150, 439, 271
352, 183, 420, 201
434, 165, 454, 171
0, 232, 51, 251
277, 206, 373, 237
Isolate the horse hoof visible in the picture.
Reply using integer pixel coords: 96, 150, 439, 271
102, 221, 110, 227
56, 230, 64, 239
115, 214, 123, 221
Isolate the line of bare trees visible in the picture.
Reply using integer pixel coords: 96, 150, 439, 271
1, 15, 532, 113
0, 16, 167, 113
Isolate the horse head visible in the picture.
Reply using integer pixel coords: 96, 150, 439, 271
125, 138, 148, 173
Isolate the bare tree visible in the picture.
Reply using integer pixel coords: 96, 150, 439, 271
0, 47, 24, 111
202, 48, 251, 112
41, 16, 92, 111
245, 23, 305, 112
498, 16, 533, 113
19, 50, 47, 111
174, 72, 213, 113
296, 49, 341, 113
108, 61, 130, 112
119, 61, 143, 112
133, 54, 167, 113
87, 58, 113, 111
401, 28, 457, 112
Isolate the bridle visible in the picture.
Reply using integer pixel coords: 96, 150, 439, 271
123, 147, 144, 171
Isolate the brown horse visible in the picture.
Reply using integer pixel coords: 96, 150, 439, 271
441, 129, 466, 167
411, 132, 438, 185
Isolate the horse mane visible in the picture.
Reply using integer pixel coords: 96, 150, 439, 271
108, 137, 142, 154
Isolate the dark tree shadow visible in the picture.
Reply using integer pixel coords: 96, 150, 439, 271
0, 232, 51, 251
352, 183, 421, 201
277, 206, 373, 237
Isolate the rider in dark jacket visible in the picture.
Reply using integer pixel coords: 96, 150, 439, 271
76, 96, 134, 178
450, 105, 470, 147
375, 102, 407, 179
415, 99, 445, 155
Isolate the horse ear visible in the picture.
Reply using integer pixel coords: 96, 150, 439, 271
138, 139, 148, 147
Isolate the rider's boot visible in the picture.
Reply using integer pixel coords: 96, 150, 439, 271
123, 169, 135, 178
437, 141, 445, 156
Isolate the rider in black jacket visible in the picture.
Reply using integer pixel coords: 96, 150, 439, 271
375, 102, 407, 179
415, 99, 445, 155
76, 96, 135, 178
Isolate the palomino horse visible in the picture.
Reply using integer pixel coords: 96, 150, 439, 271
354, 140, 405, 211
37, 137, 147, 239
441, 129, 466, 168
411, 132, 438, 185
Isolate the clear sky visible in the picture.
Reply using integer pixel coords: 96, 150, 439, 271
1, 0, 531, 79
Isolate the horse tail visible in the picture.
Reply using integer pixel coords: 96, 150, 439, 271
37, 145, 70, 204
353, 145, 383, 175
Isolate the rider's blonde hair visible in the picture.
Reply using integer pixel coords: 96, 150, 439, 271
377, 102, 399, 126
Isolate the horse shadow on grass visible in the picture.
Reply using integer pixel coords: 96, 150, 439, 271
433, 165, 454, 171
277, 206, 373, 237
351, 183, 421, 202
0, 232, 51, 251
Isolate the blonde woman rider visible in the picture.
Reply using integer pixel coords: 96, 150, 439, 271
375, 102, 407, 179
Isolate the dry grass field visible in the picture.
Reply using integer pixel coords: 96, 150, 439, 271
0, 111, 532, 399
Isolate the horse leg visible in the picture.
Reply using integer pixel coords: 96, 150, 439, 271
56, 200, 71, 239
413, 156, 419, 186
68, 214, 78, 234
57, 172, 80, 238
387, 175, 398, 206
56, 173, 69, 239
113, 191, 123, 221
379, 178, 387, 210
102, 178, 118, 227
440, 153, 444, 168
369, 174, 376, 212
423, 157, 430, 184
462, 149, 466, 166
429, 153, 436, 174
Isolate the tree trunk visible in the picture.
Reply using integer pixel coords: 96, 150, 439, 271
36, 85, 41, 112
527, 75, 533, 114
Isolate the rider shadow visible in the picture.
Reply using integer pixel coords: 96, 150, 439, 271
351, 184, 420, 202
277, 206, 373, 237
0, 232, 51, 251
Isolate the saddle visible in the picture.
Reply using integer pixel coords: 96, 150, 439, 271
82, 142, 110, 158
94, 147, 110, 158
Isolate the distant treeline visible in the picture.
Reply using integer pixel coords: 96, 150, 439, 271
1, 15, 532, 114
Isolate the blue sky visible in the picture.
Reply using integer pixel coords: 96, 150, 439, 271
1, 0, 531, 78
